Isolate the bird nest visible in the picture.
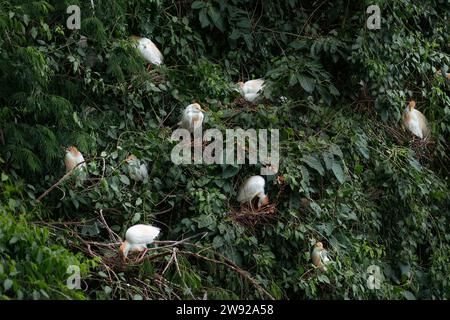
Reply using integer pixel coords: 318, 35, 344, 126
233, 97, 272, 110
227, 203, 277, 228
384, 125, 435, 164
227, 177, 286, 228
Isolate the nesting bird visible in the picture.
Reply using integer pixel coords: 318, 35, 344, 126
130, 36, 163, 68
237, 175, 269, 210
237, 79, 265, 103
126, 154, 148, 182
402, 100, 430, 139
119, 224, 161, 262
311, 242, 332, 272
180, 103, 205, 133
65, 146, 86, 173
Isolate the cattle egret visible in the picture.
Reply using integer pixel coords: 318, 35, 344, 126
237, 79, 265, 102
130, 36, 163, 68
180, 103, 205, 133
402, 100, 430, 139
126, 154, 148, 182
237, 175, 269, 209
65, 146, 86, 173
119, 224, 161, 262
311, 242, 332, 272
437, 65, 450, 80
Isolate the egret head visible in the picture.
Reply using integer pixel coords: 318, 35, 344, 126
66, 146, 79, 155
237, 81, 245, 89
126, 154, 138, 163
256, 194, 269, 208
191, 103, 204, 112
408, 100, 416, 111
315, 242, 324, 250
119, 241, 130, 261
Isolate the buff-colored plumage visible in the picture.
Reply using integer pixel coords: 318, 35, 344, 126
126, 154, 148, 182
238, 79, 265, 102
437, 67, 450, 81
131, 36, 163, 66
119, 224, 160, 260
311, 242, 331, 272
237, 175, 269, 208
402, 101, 430, 139
64, 146, 86, 172
180, 103, 204, 133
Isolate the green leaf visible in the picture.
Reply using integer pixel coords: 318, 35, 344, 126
119, 175, 130, 185
322, 152, 333, 170
132, 212, 141, 223
208, 6, 225, 32
354, 163, 364, 174
403, 291, 416, 300
199, 9, 210, 28
222, 165, 239, 178
4, 279, 13, 291
301, 155, 324, 175
297, 75, 315, 93
191, 1, 206, 9
331, 161, 345, 184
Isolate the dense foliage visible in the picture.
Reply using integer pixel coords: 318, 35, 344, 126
0, 0, 449, 300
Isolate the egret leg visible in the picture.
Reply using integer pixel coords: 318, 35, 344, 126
147, 64, 152, 71
136, 248, 149, 262
249, 200, 255, 213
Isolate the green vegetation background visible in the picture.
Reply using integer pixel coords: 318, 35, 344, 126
0, 0, 449, 300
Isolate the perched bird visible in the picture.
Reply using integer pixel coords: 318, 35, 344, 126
237, 79, 265, 103
130, 36, 163, 68
237, 175, 269, 209
126, 154, 148, 182
402, 100, 430, 139
180, 103, 205, 133
119, 224, 161, 262
440, 66, 450, 81
311, 242, 332, 272
64, 146, 86, 173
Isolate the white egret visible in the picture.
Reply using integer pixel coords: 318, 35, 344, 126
311, 242, 332, 272
237, 79, 265, 103
237, 175, 269, 209
119, 224, 161, 262
131, 36, 163, 68
126, 154, 148, 182
402, 100, 430, 139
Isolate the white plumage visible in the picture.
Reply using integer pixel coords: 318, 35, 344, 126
132, 36, 163, 66
237, 175, 269, 208
311, 242, 332, 272
180, 103, 204, 133
119, 224, 161, 260
403, 101, 429, 139
65, 146, 86, 172
126, 154, 148, 182
238, 79, 265, 102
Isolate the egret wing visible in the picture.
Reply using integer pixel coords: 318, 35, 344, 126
126, 225, 160, 244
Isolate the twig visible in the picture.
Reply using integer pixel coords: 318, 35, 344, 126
179, 249, 275, 300
98, 209, 122, 242
36, 161, 86, 202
